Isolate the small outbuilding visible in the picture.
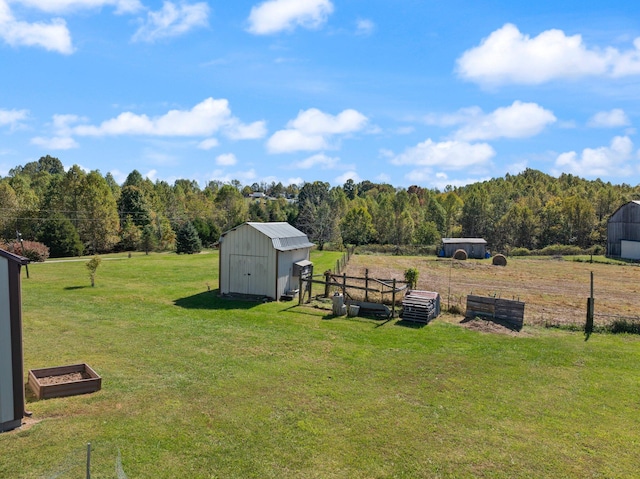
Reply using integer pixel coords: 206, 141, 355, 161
607, 201, 640, 259
218, 222, 315, 300
441, 238, 487, 259
0, 248, 29, 433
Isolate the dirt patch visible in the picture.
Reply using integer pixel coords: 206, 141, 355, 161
460, 318, 522, 336
38, 372, 90, 385
3, 416, 42, 434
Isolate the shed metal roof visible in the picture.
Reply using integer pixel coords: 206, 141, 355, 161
223, 222, 315, 252
442, 238, 487, 245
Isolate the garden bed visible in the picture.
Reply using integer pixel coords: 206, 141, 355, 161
28, 363, 101, 400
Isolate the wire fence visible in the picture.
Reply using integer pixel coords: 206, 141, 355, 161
37, 442, 128, 479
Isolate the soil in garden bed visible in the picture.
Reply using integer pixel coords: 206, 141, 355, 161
38, 372, 91, 385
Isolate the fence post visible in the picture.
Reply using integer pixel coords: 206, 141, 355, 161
336, 259, 340, 274
306, 265, 314, 304
365, 269, 369, 302
299, 270, 304, 305
342, 273, 346, 298
392, 278, 396, 318
324, 271, 331, 298
585, 271, 594, 337
86, 443, 91, 479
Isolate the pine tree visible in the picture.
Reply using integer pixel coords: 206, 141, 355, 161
175, 221, 202, 254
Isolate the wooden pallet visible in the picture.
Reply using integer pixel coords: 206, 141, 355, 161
401, 290, 441, 323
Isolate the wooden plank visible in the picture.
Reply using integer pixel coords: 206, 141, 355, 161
465, 295, 525, 330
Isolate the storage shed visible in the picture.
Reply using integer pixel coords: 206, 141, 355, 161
0, 249, 29, 432
441, 238, 487, 259
218, 222, 315, 300
607, 201, 640, 259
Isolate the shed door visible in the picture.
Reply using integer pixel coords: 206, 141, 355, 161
229, 254, 269, 296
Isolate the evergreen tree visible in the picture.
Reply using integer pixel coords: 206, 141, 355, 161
175, 221, 202, 254
36, 213, 83, 257
140, 224, 158, 255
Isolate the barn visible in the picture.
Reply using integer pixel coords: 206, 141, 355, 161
0, 249, 29, 432
441, 238, 487, 259
218, 222, 315, 300
607, 200, 640, 259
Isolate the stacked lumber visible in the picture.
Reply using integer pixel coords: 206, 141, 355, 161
401, 290, 441, 323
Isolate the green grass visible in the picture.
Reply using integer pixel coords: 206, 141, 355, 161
2, 250, 640, 478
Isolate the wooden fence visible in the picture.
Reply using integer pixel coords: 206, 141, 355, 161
299, 269, 410, 317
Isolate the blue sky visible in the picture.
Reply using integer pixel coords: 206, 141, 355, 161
2, 0, 640, 190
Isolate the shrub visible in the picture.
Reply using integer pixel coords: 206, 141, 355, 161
404, 268, 419, 289
538, 244, 583, 256
0, 240, 50, 262
510, 247, 530, 256
354, 244, 438, 256
86, 255, 101, 287
587, 244, 605, 255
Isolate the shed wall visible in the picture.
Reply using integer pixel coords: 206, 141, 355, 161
607, 202, 640, 258
443, 243, 486, 259
276, 248, 311, 298
220, 225, 277, 297
0, 258, 14, 428
0, 255, 25, 432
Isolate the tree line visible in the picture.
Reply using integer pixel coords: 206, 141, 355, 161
0, 155, 636, 258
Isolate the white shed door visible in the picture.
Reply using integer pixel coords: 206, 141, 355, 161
229, 254, 269, 296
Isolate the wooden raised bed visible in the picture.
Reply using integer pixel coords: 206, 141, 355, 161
28, 363, 101, 400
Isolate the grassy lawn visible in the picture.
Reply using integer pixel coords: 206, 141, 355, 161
2, 250, 640, 478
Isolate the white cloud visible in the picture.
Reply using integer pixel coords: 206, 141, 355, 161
30, 136, 78, 149
207, 168, 257, 184
132, 1, 209, 42
453, 101, 556, 141
289, 108, 368, 134
287, 176, 304, 186
554, 136, 634, 177
0, 108, 28, 128
225, 120, 267, 140
292, 153, 340, 169
588, 109, 630, 128
267, 108, 368, 153
390, 139, 495, 170
355, 18, 374, 36
215, 153, 237, 166
108, 169, 127, 184
67, 97, 264, 140
456, 23, 612, 85
335, 171, 360, 184
198, 138, 219, 150
0, 1, 73, 54
423, 172, 491, 190
267, 129, 327, 153
247, 0, 333, 35
11, 0, 143, 14
144, 169, 158, 181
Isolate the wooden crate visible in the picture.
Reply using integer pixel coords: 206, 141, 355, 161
465, 295, 525, 331
28, 363, 101, 400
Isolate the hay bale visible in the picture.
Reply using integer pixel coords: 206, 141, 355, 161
492, 254, 507, 266
453, 249, 467, 260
